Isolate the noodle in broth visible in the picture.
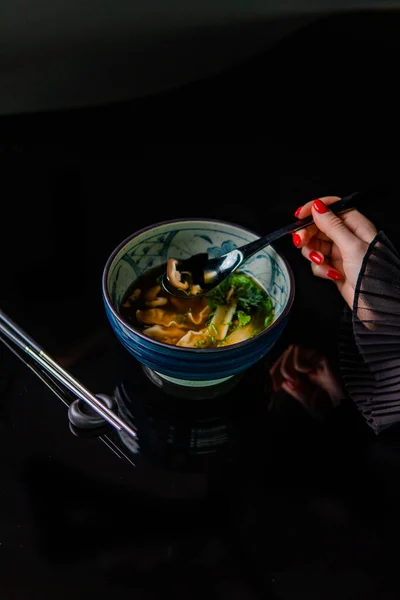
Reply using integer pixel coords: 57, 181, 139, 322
119, 265, 274, 348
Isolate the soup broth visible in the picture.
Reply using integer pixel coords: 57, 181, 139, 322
119, 264, 274, 348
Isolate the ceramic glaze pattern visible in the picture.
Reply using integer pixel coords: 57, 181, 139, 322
103, 219, 294, 384
108, 223, 290, 318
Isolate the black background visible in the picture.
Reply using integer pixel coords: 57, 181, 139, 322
2, 10, 400, 600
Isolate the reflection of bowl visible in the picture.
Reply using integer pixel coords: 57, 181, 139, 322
102, 219, 295, 387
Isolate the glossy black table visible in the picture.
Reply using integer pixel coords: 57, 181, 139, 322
3, 10, 400, 598
3, 275, 400, 600
1, 169, 400, 599
0, 315, 282, 599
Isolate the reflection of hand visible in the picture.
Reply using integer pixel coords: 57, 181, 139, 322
269, 345, 345, 420
292, 197, 377, 309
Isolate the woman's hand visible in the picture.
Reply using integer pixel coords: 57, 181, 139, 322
292, 197, 377, 309
269, 345, 345, 420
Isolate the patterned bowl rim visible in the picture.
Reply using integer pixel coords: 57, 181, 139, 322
102, 218, 295, 353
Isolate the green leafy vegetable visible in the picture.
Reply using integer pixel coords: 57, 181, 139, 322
249, 328, 263, 339
237, 311, 251, 327
206, 286, 229, 308
264, 313, 274, 328
206, 273, 274, 326
209, 323, 218, 336
195, 339, 208, 347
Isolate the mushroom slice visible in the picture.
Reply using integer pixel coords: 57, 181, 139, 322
167, 259, 189, 291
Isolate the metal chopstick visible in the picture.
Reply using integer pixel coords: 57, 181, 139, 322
0, 330, 137, 465
0, 309, 137, 440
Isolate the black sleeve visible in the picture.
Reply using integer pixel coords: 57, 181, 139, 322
339, 231, 400, 434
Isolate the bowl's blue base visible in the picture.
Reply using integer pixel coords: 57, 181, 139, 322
142, 365, 244, 400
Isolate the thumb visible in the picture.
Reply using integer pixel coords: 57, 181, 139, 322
312, 199, 357, 251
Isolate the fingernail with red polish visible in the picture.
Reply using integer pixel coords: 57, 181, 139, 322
292, 233, 301, 247
285, 380, 297, 390
294, 206, 303, 218
327, 269, 342, 280
313, 199, 329, 214
309, 251, 323, 264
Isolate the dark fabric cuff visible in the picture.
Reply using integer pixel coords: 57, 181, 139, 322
339, 231, 400, 434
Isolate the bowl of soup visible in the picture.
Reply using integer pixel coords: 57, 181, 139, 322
102, 219, 295, 387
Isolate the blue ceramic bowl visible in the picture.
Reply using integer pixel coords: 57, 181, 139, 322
102, 219, 295, 387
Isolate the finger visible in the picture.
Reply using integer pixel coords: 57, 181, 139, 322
308, 357, 345, 406
339, 210, 377, 244
292, 197, 335, 249
306, 237, 333, 256
293, 345, 321, 373
281, 380, 309, 405
293, 195, 377, 248
311, 199, 359, 251
293, 196, 340, 219
311, 261, 343, 282
269, 355, 285, 392
280, 345, 299, 382
301, 239, 333, 264
292, 224, 319, 248
293, 229, 332, 249
281, 379, 319, 418
313, 231, 331, 242
269, 347, 291, 392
